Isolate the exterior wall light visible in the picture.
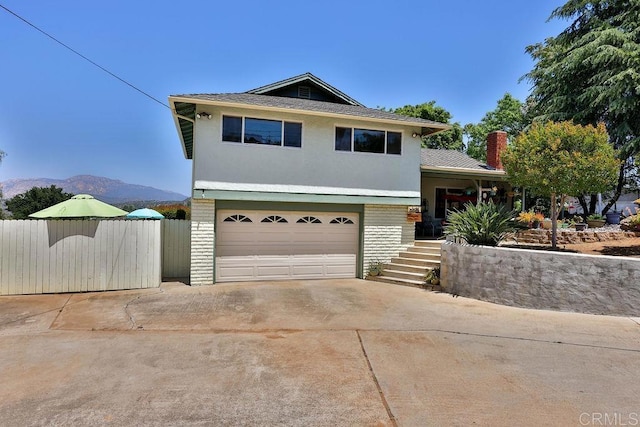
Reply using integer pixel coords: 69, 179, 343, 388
196, 112, 212, 119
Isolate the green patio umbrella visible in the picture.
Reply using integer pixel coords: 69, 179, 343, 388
29, 194, 128, 218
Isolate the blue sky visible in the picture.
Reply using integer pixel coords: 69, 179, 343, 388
0, 0, 567, 196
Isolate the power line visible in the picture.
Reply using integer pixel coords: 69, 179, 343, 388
0, 3, 170, 109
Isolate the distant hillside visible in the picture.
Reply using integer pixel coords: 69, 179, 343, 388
1, 175, 188, 204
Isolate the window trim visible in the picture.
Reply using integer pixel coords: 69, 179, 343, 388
334, 126, 402, 155
221, 114, 303, 149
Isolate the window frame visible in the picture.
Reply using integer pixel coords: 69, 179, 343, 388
334, 126, 402, 155
221, 114, 303, 149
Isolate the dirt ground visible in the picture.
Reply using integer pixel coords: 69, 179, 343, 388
562, 236, 640, 257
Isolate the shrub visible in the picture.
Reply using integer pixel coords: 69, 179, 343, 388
155, 204, 191, 219
444, 202, 517, 246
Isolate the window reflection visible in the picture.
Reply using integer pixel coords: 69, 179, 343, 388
245, 118, 282, 145
387, 131, 402, 155
222, 116, 242, 142
354, 129, 385, 153
335, 127, 352, 151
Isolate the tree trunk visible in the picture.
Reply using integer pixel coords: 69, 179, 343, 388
589, 194, 597, 214
578, 195, 589, 216
551, 192, 557, 249
602, 162, 626, 214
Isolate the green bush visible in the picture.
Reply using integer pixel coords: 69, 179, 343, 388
444, 202, 516, 246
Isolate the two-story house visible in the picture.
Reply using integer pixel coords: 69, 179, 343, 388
169, 73, 449, 284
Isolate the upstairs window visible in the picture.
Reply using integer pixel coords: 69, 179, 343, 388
335, 127, 401, 155
335, 127, 352, 151
222, 116, 242, 142
222, 115, 302, 148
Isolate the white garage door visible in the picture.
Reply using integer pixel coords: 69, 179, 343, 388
216, 210, 359, 282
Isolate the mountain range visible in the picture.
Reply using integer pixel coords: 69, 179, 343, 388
1, 175, 189, 204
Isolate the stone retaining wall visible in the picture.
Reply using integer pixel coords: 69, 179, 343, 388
513, 229, 639, 245
440, 242, 640, 317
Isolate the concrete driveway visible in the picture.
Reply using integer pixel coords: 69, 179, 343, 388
1, 279, 639, 426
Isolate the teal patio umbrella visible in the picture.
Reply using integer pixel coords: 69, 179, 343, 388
29, 194, 128, 218
126, 208, 164, 219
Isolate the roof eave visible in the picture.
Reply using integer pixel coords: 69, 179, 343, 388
421, 165, 507, 178
168, 95, 451, 130
169, 98, 194, 159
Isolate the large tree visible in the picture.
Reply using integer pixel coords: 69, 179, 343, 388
464, 93, 529, 161
6, 185, 73, 219
392, 101, 463, 150
502, 121, 619, 248
524, 0, 640, 213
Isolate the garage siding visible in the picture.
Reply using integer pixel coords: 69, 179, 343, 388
362, 205, 414, 275
189, 201, 414, 284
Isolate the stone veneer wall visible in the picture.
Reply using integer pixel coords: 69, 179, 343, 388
441, 242, 640, 316
190, 199, 215, 285
514, 229, 639, 245
362, 205, 414, 276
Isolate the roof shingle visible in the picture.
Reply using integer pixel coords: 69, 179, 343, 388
420, 148, 495, 171
171, 93, 449, 128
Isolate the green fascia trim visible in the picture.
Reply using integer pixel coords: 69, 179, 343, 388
195, 189, 419, 206
216, 200, 363, 213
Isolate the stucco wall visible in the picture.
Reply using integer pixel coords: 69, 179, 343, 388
441, 242, 640, 316
362, 205, 414, 275
192, 105, 421, 196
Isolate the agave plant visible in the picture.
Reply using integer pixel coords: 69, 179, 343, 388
444, 202, 517, 246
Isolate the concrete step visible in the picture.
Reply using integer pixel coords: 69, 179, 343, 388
414, 240, 445, 248
391, 256, 441, 268
370, 275, 426, 287
374, 241, 441, 288
384, 262, 429, 274
406, 246, 442, 257
398, 251, 441, 262
380, 269, 427, 281
405, 247, 442, 258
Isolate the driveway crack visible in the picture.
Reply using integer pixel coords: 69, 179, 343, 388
123, 288, 165, 330
49, 294, 72, 329
356, 330, 397, 427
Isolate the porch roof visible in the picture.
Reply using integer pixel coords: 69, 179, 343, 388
420, 148, 507, 178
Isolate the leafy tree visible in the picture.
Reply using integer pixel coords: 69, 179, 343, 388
464, 94, 529, 161
626, 156, 640, 196
501, 121, 619, 248
6, 185, 73, 219
524, 0, 640, 213
392, 101, 464, 150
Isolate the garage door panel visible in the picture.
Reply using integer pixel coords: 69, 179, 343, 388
216, 210, 358, 282
255, 265, 292, 277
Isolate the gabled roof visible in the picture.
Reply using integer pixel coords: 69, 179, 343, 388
169, 74, 450, 159
421, 148, 506, 177
246, 72, 365, 107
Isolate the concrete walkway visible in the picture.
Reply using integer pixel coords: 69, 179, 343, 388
1, 279, 639, 426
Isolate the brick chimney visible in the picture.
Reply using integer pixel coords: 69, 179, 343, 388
486, 131, 507, 170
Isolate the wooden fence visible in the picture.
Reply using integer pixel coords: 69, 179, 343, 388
0, 220, 162, 295
162, 219, 191, 279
